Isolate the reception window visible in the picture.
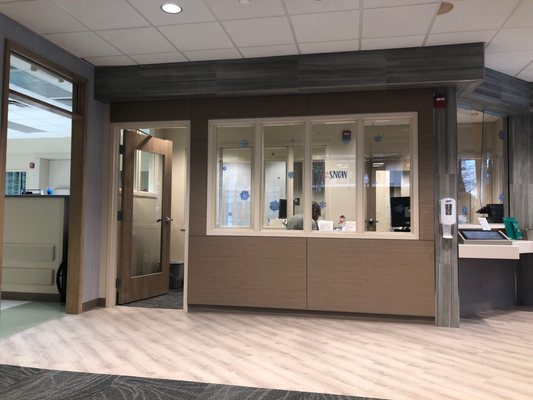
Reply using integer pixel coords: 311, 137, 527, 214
208, 113, 417, 238
457, 108, 506, 224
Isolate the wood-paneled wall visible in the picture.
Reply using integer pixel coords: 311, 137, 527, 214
111, 89, 435, 317
98, 43, 484, 103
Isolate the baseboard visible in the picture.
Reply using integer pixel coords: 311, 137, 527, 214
82, 298, 106, 312
188, 304, 435, 324
1, 292, 60, 302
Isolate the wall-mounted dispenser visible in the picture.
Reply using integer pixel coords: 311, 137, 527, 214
439, 198, 456, 239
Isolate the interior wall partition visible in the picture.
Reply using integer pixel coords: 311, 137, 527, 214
111, 89, 436, 318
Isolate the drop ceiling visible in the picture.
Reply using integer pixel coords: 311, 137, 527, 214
1, 0, 533, 82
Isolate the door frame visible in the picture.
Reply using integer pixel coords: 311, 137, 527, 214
0, 40, 88, 314
102, 121, 190, 310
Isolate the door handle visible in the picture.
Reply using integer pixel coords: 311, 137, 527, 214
366, 218, 379, 225
156, 217, 173, 223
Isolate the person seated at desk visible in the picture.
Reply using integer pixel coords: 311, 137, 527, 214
286, 201, 321, 230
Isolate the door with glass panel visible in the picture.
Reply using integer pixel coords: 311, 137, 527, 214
118, 129, 172, 304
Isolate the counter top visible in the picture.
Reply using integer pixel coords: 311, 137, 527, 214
459, 240, 533, 260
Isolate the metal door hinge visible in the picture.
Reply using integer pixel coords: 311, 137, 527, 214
119, 144, 125, 154
115, 278, 122, 289
117, 210, 123, 221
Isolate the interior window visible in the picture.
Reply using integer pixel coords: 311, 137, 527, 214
311, 121, 357, 232
457, 108, 505, 224
215, 125, 254, 228
262, 123, 305, 229
364, 118, 412, 233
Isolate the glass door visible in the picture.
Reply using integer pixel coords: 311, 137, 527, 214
118, 129, 172, 304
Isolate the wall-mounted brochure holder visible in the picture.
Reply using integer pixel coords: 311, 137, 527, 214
503, 217, 523, 240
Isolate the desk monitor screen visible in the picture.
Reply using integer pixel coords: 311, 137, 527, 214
390, 196, 410, 228
278, 199, 287, 219
460, 230, 507, 240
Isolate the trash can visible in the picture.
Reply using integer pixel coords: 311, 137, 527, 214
169, 261, 184, 289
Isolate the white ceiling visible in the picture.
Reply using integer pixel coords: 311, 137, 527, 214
1, 0, 533, 82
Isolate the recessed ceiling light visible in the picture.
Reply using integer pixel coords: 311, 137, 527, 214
161, 3, 182, 14
437, 1, 454, 15
239, 0, 250, 4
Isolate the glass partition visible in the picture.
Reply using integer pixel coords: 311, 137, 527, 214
364, 118, 412, 233
457, 108, 506, 224
311, 121, 357, 232
262, 123, 305, 229
215, 125, 254, 228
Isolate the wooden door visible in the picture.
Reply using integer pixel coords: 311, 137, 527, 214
118, 129, 172, 304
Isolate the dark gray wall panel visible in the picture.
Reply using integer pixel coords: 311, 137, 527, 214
216, 57, 298, 94
96, 43, 484, 103
459, 259, 516, 316
458, 68, 530, 115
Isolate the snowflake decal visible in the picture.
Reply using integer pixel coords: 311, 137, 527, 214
498, 130, 505, 140
270, 200, 280, 211
288, 171, 295, 179
319, 201, 327, 209
222, 165, 227, 171
239, 191, 250, 201
499, 192, 505, 203
240, 138, 249, 149
373, 134, 383, 143
461, 206, 468, 217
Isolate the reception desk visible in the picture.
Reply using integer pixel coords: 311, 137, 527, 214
458, 225, 533, 315
2, 196, 68, 300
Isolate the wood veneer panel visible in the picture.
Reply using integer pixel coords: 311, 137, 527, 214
188, 236, 306, 309
307, 239, 435, 317
188, 120, 208, 236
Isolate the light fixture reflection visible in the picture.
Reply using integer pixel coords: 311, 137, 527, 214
161, 3, 182, 14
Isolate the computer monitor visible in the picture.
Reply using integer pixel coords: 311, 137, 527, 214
390, 196, 410, 228
278, 199, 287, 219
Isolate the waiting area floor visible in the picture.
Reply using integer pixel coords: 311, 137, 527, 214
1, 305, 533, 399
0, 301, 64, 339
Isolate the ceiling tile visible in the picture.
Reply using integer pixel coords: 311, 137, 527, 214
84, 55, 137, 66
203, 0, 285, 20
292, 11, 359, 43
183, 48, 242, 62
240, 44, 298, 58
487, 28, 533, 53
363, 0, 439, 8
426, 30, 496, 47
363, 4, 437, 38
127, 0, 215, 25
517, 63, 533, 82
130, 52, 188, 65
44, 32, 122, 58
362, 35, 424, 50
285, 0, 358, 15
431, 0, 520, 33
505, 0, 533, 29
0, 0, 88, 34
300, 40, 357, 54
53, 0, 149, 30
497, 69, 522, 77
485, 51, 533, 72
97, 27, 175, 54
223, 17, 294, 47
159, 22, 234, 51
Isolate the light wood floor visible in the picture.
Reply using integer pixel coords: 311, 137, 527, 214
1, 306, 533, 400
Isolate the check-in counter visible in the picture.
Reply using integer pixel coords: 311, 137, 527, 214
458, 224, 533, 315
2, 195, 68, 300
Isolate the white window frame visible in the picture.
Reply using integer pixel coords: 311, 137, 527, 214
207, 112, 419, 239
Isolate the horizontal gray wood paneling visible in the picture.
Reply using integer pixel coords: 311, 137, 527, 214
458, 68, 530, 115
96, 43, 484, 103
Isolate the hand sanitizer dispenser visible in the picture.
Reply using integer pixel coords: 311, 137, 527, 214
439, 198, 456, 239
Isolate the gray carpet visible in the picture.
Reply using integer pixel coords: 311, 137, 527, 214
0, 365, 384, 400
121, 288, 183, 309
